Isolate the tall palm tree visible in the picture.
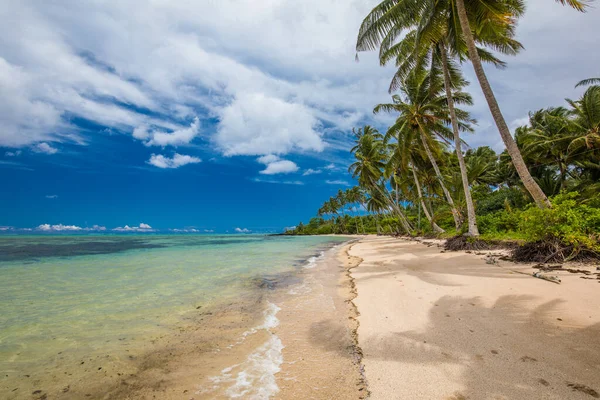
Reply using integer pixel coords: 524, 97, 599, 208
357, 0, 559, 209
374, 67, 474, 230
357, 0, 524, 235
349, 127, 413, 232
567, 85, 600, 152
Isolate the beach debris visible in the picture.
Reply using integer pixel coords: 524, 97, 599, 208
566, 382, 600, 398
485, 254, 497, 265
533, 271, 561, 284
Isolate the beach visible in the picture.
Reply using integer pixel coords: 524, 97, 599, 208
3, 234, 600, 399
349, 236, 600, 399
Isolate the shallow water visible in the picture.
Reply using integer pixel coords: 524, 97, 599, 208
0, 234, 348, 398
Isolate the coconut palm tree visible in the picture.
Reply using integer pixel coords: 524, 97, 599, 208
357, 0, 524, 234
567, 85, 600, 152
374, 67, 474, 230
349, 127, 413, 232
357, 0, 557, 208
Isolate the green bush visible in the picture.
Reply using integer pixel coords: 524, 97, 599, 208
476, 187, 530, 215
477, 209, 522, 235
518, 192, 600, 251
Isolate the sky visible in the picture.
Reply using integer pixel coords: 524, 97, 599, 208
1, 0, 599, 233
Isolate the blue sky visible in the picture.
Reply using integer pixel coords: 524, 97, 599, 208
1, 0, 599, 233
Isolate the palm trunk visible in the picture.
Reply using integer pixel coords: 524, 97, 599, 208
411, 162, 445, 233
359, 202, 367, 234
370, 179, 413, 233
454, 0, 551, 209
418, 128, 461, 230
439, 43, 479, 236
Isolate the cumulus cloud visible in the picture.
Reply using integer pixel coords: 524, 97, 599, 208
0, 0, 598, 157
235, 227, 251, 233
147, 153, 201, 169
135, 117, 200, 147
37, 224, 82, 231
45, 194, 58, 199
112, 223, 154, 232
5, 150, 22, 157
303, 168, 322, 176
170, 228, 200, 233
257, 154, 299, 175
32, 142, 58, 154
216, 93, 324, 156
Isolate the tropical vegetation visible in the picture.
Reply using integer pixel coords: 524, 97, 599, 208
287, 0, 599, 260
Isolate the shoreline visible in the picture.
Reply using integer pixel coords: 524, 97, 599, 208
348, 236, 600, 399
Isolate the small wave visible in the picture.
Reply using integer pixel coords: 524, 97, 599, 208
303, 250, 325, 269
203, 302, 284, 399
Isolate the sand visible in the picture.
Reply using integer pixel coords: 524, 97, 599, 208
349, 236, 600, 399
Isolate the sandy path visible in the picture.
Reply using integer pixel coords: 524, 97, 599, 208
350, 236, 600, 400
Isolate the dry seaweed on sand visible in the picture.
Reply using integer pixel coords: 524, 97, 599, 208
444, 235, 501, 251
512, 238, 600, 263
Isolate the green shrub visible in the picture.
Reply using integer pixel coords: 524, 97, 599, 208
476, 187, 530, 215
477, 209, 522, 235
518, 192, 600, 251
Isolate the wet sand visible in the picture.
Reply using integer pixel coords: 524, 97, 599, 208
350, 236, 600, 399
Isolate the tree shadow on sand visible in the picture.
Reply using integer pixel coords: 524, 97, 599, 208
362, 295, 600, 399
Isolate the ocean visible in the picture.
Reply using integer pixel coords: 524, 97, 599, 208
0, 234, 352, 399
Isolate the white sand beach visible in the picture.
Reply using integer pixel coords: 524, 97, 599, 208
348, 236, 600, 399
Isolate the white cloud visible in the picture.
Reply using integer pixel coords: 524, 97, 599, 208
257, 154, 299, 175
235, 227, 251, 233
87, 225, 106, 231
324, 163, 336, 170
5, 150, 22, 157
204, 229, 214, 233
0, 226, 13, 231
216, 92, 324, 156
0, 0, 598, 157
112, 223, 154, 232
32, 142, 58, 154
302, 168, 322, 176
45, 194, 58, 199
170, 228, 199, 233
138, 117, 200, 147
254, 178, 304, 185
325, 179, 350, 186
147, 153, 201, 169
37, 223, 82, 231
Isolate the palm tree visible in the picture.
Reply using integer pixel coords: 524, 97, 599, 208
357, 0, 558, 208
567, 85, 600, 152
452, 0, 553, 208
349, 126, 413, 232
374, 67, 474, 230
357, 0, 524, 234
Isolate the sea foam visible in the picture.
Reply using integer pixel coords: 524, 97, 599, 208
203, 302, 284, 399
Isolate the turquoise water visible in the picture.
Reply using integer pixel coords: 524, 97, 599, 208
0, 234, 348, 391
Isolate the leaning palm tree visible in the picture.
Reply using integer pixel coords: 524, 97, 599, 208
357, 0, 559, 209
374, 67, 474, 230
349, 127, 413, 232
357, 1, 524, 234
